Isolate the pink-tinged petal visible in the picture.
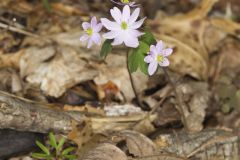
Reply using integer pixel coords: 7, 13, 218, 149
91, 33, 101, 45
110, 7, 122, 24
150, 45, 158, 55
112, 37, 124, 46
156, 41, 163, 52
162, 48, 173, 57
87, 39, 93, 48
129, 17, 146, 29
80, 34, 89, 41
82, 22, 90, 30
148, 62, 158, 76
159, 58, 170, 67
91, 16, 97, 28
93, 23, 102, 32
122, 5, 130, 21
128, 29, 144, 37
103, 31, 119, 39
144, 55, 154, 63
129, 8, 140, 25
101, 18, 120, 30
124, 36, 139, 48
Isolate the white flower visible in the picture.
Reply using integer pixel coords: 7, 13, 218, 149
80, 17, 102, 48
101, 5, 145, 48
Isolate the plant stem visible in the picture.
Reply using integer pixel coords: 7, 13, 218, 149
126, 51, 143, 107
162, 68, 188, 130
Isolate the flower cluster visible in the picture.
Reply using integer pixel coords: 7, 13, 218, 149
80, 0, 173, 76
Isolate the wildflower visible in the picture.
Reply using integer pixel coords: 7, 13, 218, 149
144, 41, 173, 76
101, 5, 145, 48
80, 17, 103, 48
110, 0, 138, 7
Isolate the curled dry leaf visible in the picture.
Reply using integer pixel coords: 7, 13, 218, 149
151, 0, 240, 80
20, 45, 98, 97
113, 130, 156, 158
176, 81, 210, 133
82, 143, 127, 160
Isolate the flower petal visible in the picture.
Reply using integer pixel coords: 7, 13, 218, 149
150, 45, 158, 56
159, 58, 170, 67
103, 31, 119, 39
124, 35, 139, 48
156, 41, 163, 52
91, 16, 97, 28
129, 8, 140, 25
122, 5, 130, 22
144, 55, 154, 63
162, 48, 173, 57
110, 7, 122, 24
91, 33, 101, 45
87, 39, 93, 48
148, 62, 158, 76
82, 22, 90, 30
112, 37, 124, 46
80, 34, 89, 41
101, 18, 120, 30
129, 17, 146, 29
93, 23, 102, 32
128, 29, 144, 37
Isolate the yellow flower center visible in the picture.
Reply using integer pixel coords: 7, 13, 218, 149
86, 28, 93, 36
121, 0, 130, 3
157, 55, 164, 62
121, 22, 128, 30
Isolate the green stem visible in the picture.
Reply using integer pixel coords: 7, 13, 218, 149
126, 51, 143, 107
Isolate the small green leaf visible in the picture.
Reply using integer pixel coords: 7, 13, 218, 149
49, 132, 57, 149
128, 41, 149, 74
100, 39, 112, 59
42, 0, 52, 12
57, 137, 65, 151
36, 141, 50, 155
63, 154, 77, 160
32, 153, 52, 159
62, 147, 76, 155
140, 29, 157, 45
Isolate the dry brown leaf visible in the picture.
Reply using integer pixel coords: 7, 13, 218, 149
151, 0, 240, 80
82, 143, 127, 160
20, 45, 98, 97
115, 130, 156, 158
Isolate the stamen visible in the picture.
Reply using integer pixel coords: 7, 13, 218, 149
86, 28, 93, 36
157, 55, 164, 62
121, 22, 128, 30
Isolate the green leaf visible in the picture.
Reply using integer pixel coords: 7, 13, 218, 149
140, 29, 157, 45
57, 137, 65, 151
31, 153, 52, 159
49, 132, 57, 149
128, 41, 149, 74
36, 141, 50, 155
100, 39, 112, 59
42, 0, 52, 12
62, 147, 76, 155
62, 154, 77, 160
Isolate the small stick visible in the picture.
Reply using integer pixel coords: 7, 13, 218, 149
162, 68, 188, 130
0, 22, 39, 38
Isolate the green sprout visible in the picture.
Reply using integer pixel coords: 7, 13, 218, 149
32, 132, 77, 160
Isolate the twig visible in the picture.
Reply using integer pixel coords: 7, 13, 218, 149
0, 22, 39, 38
126, 50, 143, 108
162, 68, 188, 131
128, 153, 187, 160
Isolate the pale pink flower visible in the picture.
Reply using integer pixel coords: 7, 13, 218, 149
101, 5, 145, 48
110, 0, 138, 7
144, 41, 173, 76
80, 17, 103, 48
